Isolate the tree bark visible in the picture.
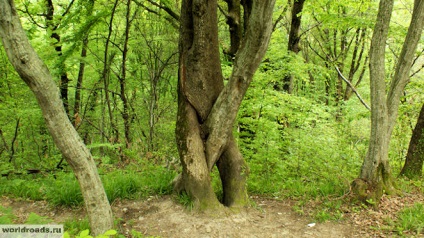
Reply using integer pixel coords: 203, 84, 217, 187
0, 1, 113, 235
353, 0, 424, 204
281, 0, 305, 93
223, 0, 242, 59
400, 104, 424, 178
74, 0, 94, 128
45, 0, 71, 117
118, 0, 133, 150
175, 0, 275, 209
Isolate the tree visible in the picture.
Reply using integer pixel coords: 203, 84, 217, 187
0, 1, 113, 235
280, 0, 306, 93
174, 0, 275, 209
352, 0, 424, 204
304, 0, 373, 105
400, 103, 424, 178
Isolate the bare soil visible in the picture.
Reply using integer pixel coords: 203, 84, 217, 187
1, 193, 423, 238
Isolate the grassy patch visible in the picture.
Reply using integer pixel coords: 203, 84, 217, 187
0, 206, 15, 224
0, 163, 175, 207
396, 203, 424, 235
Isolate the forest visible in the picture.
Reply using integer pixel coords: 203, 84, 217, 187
1, 0, 424, 237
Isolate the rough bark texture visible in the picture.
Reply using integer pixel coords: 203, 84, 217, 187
354, 0, 424, 204
45, 0, 71, 117
387, 0, 424, 134
119, 0, 132, 149
176, 0, 225, 209
281, 0, 306, 93
400, 104, 424, 178
176, 0, 275, 209
0, 1, 113, 235
223, 0, 242, 59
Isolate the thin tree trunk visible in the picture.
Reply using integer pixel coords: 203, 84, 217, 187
353, 0, 424, 204
400, 103, 424, 178
0, 1, 113, 235
119, 0, 132, 150
74, 0, 94, 128
103, 0, 119, 143
281, 0, 305, 93
45, 0, 71, 117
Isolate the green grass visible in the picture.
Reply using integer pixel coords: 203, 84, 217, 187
396, 203, 424, 235
0, 163, 176, 207
46, 173, 83, 207
175, 191, 194, 210
0, 176, 45, 200
0, 206, 15, 224
63, 217, 90, 236
0, 207, 52, 225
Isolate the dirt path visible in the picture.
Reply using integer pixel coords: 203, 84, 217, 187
113, 197, 355, 238
1, 195, 362, 237
3, 190, 424, 237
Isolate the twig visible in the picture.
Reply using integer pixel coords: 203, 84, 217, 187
335, 66, 371, 111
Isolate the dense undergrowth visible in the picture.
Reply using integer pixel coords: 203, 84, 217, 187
1, 77, 423, 236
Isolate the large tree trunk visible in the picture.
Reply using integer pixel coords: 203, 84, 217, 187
175, 0, 275, 209
175, 0, 226, 209
0, 1, 113, 235
400, 104, 424, 178
353, 0, 424, 204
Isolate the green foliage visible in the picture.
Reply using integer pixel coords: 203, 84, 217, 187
64, 218, 91, 236
63, 229, 117, 238
0, 207, 52, 225
175, 191, 194, 210
237, 80, 363, 200
0, 177, 45, 200
45, 173, 84, 207
25, 212, 52, 224
396, 203, 424, 235
0, 162, 175, 207
0, 206, 15, 224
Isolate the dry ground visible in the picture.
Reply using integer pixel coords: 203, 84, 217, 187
1, 193, 423, 237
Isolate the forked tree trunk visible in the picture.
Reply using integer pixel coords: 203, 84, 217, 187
175, 0, 275, 209
353, 0, 424, 204
400, 104, 424, 178
0, 1, 113, 235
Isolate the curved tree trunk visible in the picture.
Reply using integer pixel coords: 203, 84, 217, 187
353, 0, 424, 204
175, 0, 275, 209
400, 103, 424, 178
0, 1, 113, 235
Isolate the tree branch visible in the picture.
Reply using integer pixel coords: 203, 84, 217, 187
335, 66, 371, 111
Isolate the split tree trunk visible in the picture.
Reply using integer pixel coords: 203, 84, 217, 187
0, 1, 113, 235
175, 0, 275, 209
353, 0, 424, 204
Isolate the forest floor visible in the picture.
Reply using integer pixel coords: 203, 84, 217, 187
1, 192, 424, 238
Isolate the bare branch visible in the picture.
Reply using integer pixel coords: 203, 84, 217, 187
335, 66, 371, 111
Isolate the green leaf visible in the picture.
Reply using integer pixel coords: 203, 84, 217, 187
103, 230, 117, 236
79, 229, 90, 237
